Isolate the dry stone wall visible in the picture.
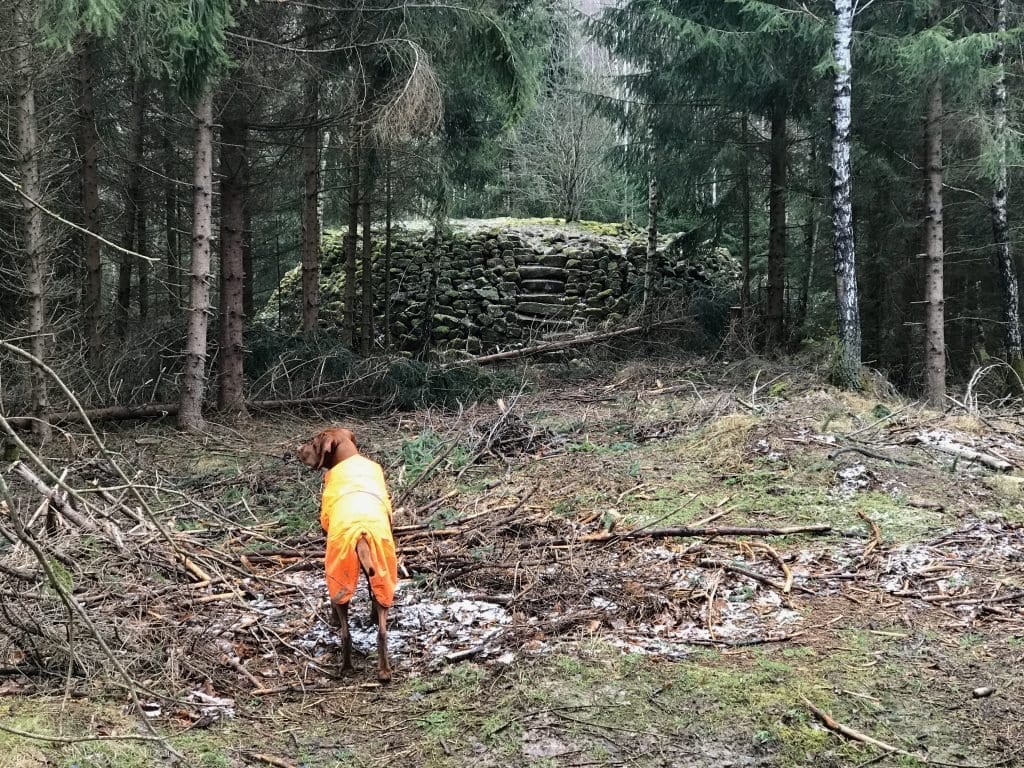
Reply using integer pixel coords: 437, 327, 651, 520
264, 221, 738, 353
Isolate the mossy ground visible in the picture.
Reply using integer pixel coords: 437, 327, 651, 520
3, 359, 1022, 767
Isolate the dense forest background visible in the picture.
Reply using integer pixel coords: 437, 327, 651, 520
2, 0, 1023, 437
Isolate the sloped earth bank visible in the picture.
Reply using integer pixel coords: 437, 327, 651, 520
2, 359, 1024, 768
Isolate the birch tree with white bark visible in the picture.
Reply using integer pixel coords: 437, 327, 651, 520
830, 0, 861, 389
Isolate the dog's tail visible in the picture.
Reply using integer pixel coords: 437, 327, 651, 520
355, 533, 376, 578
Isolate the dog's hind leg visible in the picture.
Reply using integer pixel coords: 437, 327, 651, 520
333, 601, 352, 671
375, 601, 391, 683
355, 533, 392, 682
368, 592, 380, 626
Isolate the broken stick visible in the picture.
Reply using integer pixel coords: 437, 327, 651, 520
908, 432, 1013, 471
857, 510, 882, 562
11, 462, 99, 532
802, 696, 920, 762
700, 558, 815, 596
582, 523, 831, 543
454, 320, 683, 367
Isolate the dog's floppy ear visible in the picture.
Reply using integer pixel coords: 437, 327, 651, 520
342, 428, 357, 451
314, 431, 338, 469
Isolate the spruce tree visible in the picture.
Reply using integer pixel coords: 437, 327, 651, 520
593, 0, 827, 350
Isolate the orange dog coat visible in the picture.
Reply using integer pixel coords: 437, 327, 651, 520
320, 455, 398, 608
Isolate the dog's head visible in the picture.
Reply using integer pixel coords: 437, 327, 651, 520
296, 427, 359, 470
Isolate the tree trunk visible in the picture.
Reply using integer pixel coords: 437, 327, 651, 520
990, 0, 1024, 390
77, 36, 103, 367
384, 146, 393, 351
895, 240, 920, 392
765, 99, 788, 350
300, 76, 321, 337
15, 6, 50, 441
360, 149, 376, 356
163, 86, 181, 317
923, 78, 945, 407
343, 128, 360, 349
831, 0, 861, 389
642, 147, 658, 313
275, 220, 283, 327
796, 212, 817, 336
969, 278, 989, 366
242, 205, 253, 320
864, 203, 885, 366
137, 171, 149, 323
740, 114, 752, 315
218, 98, 248, 417
177, 85, 215, 432
118, 72, 146, 336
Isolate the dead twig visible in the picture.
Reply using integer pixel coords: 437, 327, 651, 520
11, 462, 99, 533
907, 431, 1014, 472
0, 474, 183, 761
242, 752, 298, 768
749, 542, 793, 594
684, 632, 803, 647
454, 320, 684, 367
0, 721, 169, 746
396, 435, 464, 508
828, 445, 922, 466
600, 493, 700, 547
699, 558, 815, 596
705, 568, 722, 637
801, 696, 991, 767
583, 523, 831, 543
857, 510, 882, 562
802, 696, 916, 757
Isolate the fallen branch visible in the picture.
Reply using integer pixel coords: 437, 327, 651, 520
4, 394, 380, 429
0, 560, 37, 582
699, 558, 815, 595
395, 435, 464, 508
0, 473, 182, 760
11, 462, 99, 533
456, 320, 683, 367
685, 632, 802, 647
0, 721, 169, 746
750, 542, 793, 594
243, 753, 298, 768
601, 493, 701, 547
908, 432, 1014, 472
857, 510, 882, 562
802, 696, 993, 768
444, 644, 486, 664
802, 696, 916, 758
828, 445, 922, 467
581, 523, 831, 542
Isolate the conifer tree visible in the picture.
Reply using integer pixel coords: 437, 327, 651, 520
13, 0, 50, 440
593, 0, 826, 349
171, 0, 235, 432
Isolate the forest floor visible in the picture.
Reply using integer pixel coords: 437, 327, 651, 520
2, 356, 1024, 768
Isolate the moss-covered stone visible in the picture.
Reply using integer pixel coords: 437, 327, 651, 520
257, 219, 739, 354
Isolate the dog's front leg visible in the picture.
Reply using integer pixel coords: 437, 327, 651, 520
375, 602, 391, 683
333, 602, 352, 671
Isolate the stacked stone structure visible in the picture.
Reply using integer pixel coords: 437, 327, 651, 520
262, 221, 738, 352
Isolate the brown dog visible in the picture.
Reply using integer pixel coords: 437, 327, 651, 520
297, 428, 398, 682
